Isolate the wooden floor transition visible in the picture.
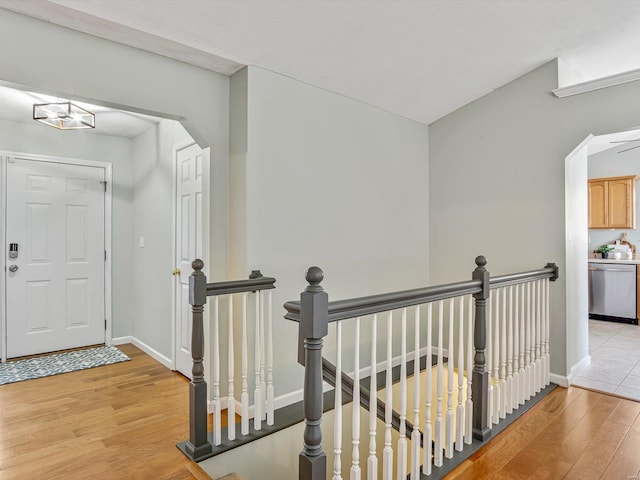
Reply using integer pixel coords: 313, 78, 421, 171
0, 344, 226, 480
2, 344, 639, 479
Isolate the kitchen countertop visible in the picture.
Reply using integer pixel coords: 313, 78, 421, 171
588, 258, 640, 265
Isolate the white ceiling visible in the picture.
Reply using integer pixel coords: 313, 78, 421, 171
2, 0, 640, 125
589, 129, 640, 157
0, 84, 160, 138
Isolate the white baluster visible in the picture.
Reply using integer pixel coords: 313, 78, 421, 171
411, 306, 421, 479
241, 292, 249, 435
456, 296, 464, 451
512, 284, 519, 413
351, 317, 361, 480
540, 278, 547, 389
531, 281, 537, 393
519, 283, 526, 406
212, 296, 222, 446
266, 290, 274, 426
505, 286, 513, 415
486, 294, 493, 425
465, 295, 473, 445
530, 281, 536, 398
333, 322, 343, 480
254, 291, 262, 430
260, 291, 267, 420
529, 281, 537, 397
368, 314, 378, 480
434, 301, 444, 468
397, 309, 408, 479
524, 282, 532, 401
545, 278, 551, 386
383, 312, 393, 480
423, 303, 433, 476
445, 299, 454, 458
500, 287, 507, 420
530, 281, 537, 395
227, 294, 236, 440
493, 289, 500, 425
536, 280, 543, 393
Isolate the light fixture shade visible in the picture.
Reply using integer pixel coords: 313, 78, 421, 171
33, 101, 95, 130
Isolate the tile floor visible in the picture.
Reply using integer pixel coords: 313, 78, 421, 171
572, 319, 640, 401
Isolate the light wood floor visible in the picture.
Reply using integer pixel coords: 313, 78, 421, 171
0, 344, 223, 480
3, 345, 639, 480
446, 385, 640, 479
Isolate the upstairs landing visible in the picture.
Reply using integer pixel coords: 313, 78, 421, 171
199, 367, 555, 479
200, 386, 640, 479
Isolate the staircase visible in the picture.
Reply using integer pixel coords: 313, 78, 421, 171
179, 256, 559, 480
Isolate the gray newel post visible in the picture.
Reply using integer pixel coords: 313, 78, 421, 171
472, 255, 492, 441
299, 266, 329, 480
185, 259, 213, 460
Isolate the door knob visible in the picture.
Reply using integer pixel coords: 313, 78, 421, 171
172, 268, 181, 276
8, 265, 18, 272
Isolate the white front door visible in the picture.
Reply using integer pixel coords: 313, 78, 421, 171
5, 157, 106, 358
174, 143, 203, 378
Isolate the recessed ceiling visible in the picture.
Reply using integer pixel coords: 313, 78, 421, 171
2, 1, 640, 124
0, 84, 160, 138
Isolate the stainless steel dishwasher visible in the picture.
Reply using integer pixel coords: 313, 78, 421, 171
588, 262, 637, 324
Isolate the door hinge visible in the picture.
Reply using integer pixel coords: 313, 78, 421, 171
105, 319, 107, 330
104, 250, 107, 262
100, 180, 107, 192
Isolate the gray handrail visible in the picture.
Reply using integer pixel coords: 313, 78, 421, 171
206, 270, 276, 296
490, 263, 558, 288
284, 264, 558, 323
284, 280, 481, 323
180, 260, 276, 463
291, 256, 559, 480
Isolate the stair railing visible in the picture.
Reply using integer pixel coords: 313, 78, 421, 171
182, 259, 276, 461
284, 256, 558, 480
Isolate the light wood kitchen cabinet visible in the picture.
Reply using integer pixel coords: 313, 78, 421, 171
588, 175, 639, 229
588, 180, 608, 228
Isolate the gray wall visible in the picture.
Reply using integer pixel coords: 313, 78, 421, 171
429, 59, 640, 377
131, 120, 192, 358
231, 66, 430, 396
588, 146, 640, 252
0, 118, 135, 338
229, 68, 248, 280
0, 8, 230, 283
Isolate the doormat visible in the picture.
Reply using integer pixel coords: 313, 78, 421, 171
0, 346, 130, 385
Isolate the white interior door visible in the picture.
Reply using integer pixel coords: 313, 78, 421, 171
5, 157, 106, 358
175, 143, 203, 378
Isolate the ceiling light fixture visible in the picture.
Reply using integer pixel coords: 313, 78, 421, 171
33, 101, 95, 130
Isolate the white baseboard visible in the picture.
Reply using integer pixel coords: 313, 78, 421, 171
570, 355, 591, 375
549, 373, 569, 388
111, 335, 173, 369
566, 355, 591, 386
